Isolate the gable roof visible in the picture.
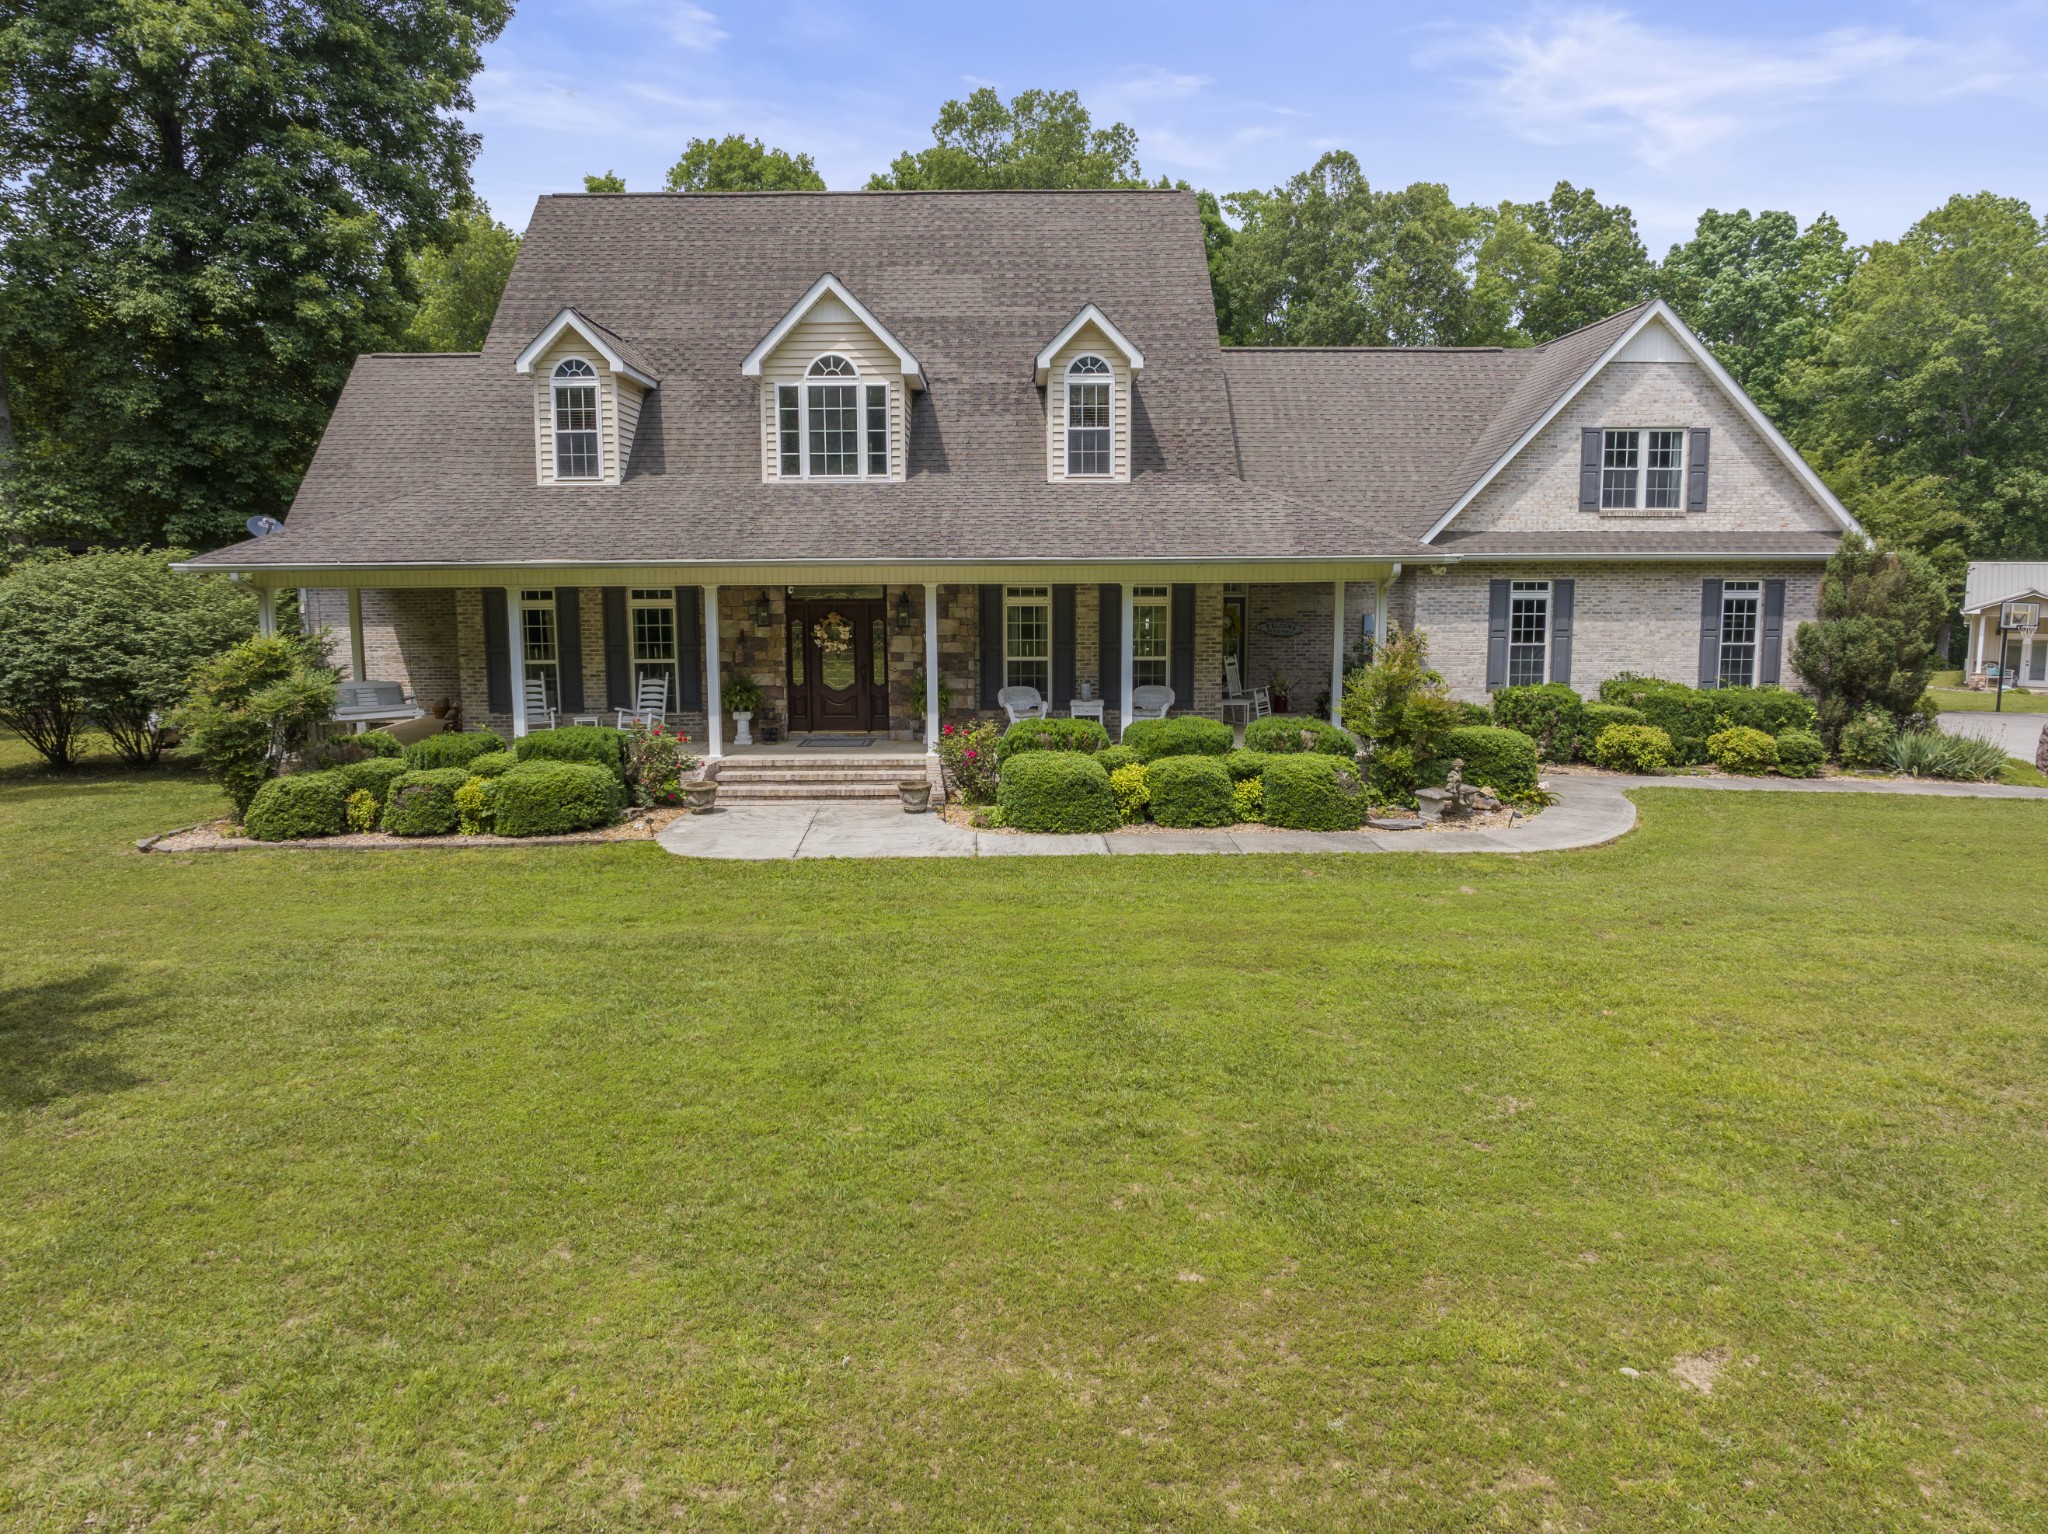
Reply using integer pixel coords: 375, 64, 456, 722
1034, 304, 1145, 384
1962, 562, 2048, 614
740, 272, 925, 388
513, 307, 660, 387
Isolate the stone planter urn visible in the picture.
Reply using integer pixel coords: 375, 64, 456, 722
682, 779, 719, 813
898, 778, 933, 814
731, 710, 754, 747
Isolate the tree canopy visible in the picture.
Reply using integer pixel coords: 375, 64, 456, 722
582, 170, 626, 194
398, 201, 521, 353
869, 88, 1144, 191
666, 135, 824, 193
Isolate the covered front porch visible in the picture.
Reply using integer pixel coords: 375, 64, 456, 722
270, 561, 1401, 757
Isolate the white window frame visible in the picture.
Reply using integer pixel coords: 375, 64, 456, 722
1717, 579, 1762, 689
1507, 579, 1550, 688
1131, 584, 1169, 690
777, 354, 890, 481
520, 588, 560, 708
1065, 354, 1113, 478
1003, 586, 1052, 694
551, 359, 602, 481
628, 587, 679, 706
1600, 428, 1685, 511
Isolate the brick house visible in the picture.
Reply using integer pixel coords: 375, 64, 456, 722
182, 189, 1857, 754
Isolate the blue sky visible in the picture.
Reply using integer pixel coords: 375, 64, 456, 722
467, 1, 2048, 251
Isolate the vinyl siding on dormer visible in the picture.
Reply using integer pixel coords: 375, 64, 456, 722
756, 301, 906, 482
1045, 322, 1132, 483
530, 328, 625, 486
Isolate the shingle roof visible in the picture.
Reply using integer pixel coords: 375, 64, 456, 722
1431, 530, 1845, 558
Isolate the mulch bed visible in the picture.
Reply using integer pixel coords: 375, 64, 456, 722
139, 808, 687, 853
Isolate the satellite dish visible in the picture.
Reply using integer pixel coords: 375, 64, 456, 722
246, 515, 284, 538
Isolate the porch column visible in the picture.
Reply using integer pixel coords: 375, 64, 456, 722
256, 586, 277, 638
703, 584, 723, 757
346, 587, 367, 682
924, 582, 940, 752
1374, 574, 1392, 655
1329, 579, 1346, 726
1119, 583, 1135, 736
506, 587, 528, 738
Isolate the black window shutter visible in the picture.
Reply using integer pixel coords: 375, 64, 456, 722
1579, 428, 1603, 511
1169, 584, 1195, 709
1687, 428, 1711, 511
555, 588, 584, 712
602, 587, 630, 708
1098, 584, 1121, 714
978, 584, 1003, 708
483, 588, 511, 714
1485, 579, 1510, 689
1052, 585, 1076, 707
1550, 579, 1574, 687
677, 587, 703, 710
1698, 578, 1724, 687
1760, 578, 1786, 684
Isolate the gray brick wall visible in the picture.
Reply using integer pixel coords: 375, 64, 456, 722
305, 587, 458, 708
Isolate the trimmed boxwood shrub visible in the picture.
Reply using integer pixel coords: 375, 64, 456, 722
1118, 715, 1233, 762
405, 730, 509, 772
514, 724, 628, 781
1579, 702, 1645, 744
355, 729, 403, 758
1598, 676, 1817, 764
490, 760, 624, 836
1840, 710, 1896, 770
380, 767, 469, 836
1261, 754, 1364, 831
1146, 755, 1235, 828
1590, 723, 1673, 773
243, 770, 348, 841
465, 749, 518, 779
1244, 715, 1355, 757
1716, 685, 1816, 737
995, 716, 1110, 762
1223, 748, 1276, 782
1109, 762, 1151, 823
996, 752, 1119, 833
1440, 725, 1540, 795
336, 756, 410, 813
1455, 700, 1493, 727
1488, 683, 1585, 762
1232, 777, 1264, 823
1708, 725, 1778, 774
1096, 744, 1139, 774
1774, 728, 1826, 778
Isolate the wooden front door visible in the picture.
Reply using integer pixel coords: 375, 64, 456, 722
787, 599, 889, 732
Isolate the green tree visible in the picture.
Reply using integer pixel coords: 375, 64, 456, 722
582, 170, 627, 193
666, 134, 824, 192
1657, 209, 1855, 419
0, 0, 510, 552
1789, 193, 2048, 560
398, 201, 521, 353
1340, 623, 1463, 803
1486, 182, 1654, 341
869, 88, 1144, 191
172, 633, 337, 815
1790, 539, 1949, 744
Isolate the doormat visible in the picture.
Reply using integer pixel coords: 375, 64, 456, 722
796, 736, 882, 747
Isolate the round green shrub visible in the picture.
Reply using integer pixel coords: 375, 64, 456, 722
1839, 710, 1897, 770
1109, 762, 1151, 823
1243, 716, 1355, 757
354, 729, 403, 758
1579, 702, 1645, 745
1488, 683, 1585, 762
996, 752, 1119, 833
336, 755, 410, 812
1146, 755, 1235, 828
490, 760, 624, 836
994, 716, 1111, 762
1095, 744, 1139, 775
1590, 723, 1673, 773
380, 767, 470, 836
1117, 715, 1233, 762
1707, 725, 1778, 775
1232, 777, 1264, 823
1714, 685, 1816, 737
513, 724, 628, 781
1223, 748, 1276, 782
1440, 725, 1540, 795
243, 770, 348, 841
344, 788, 380, 833
404, 731, 510, 772
1260, 754, 1364, 831
1454, 700, 1493, 727
465, 749, 518, 779
1774, 728, 1826, 778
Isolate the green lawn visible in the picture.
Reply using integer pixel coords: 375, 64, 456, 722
1929, 685, 2048, 714
5, 735, 2048, 1530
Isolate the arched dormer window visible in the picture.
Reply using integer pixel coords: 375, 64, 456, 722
776, 353, 890, 479
552, 359, 600, 480
1066, 354, 1112, 477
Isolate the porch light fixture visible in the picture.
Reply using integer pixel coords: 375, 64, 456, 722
751, 594, 772, 628
895, 591, 915, 631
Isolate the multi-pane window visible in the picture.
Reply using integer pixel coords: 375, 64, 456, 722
1132, 585, 1169, 689
1067, 355, 1112, 476
1507, 580, 1549, 687
806, 355, 858, 476
777, 386, 800, 476
778, 355, 889, 479
865, 384, 889, 477
629, 588, 677, 710
1718, 579, 1761, 688
1004, 587, 1051, 693
1601, 428, 1684, 510
553, 360, 600, 480
520, 588, 559, 708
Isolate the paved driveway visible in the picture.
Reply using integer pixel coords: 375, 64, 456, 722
1940, 710, 2048, 760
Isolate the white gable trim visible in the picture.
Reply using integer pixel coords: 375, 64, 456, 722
742, 274, 923, 389
1962, 586, 2048, 616
1034, 304, 1145, 385
1421, 300, 1862, 543
514, 308, 659, 389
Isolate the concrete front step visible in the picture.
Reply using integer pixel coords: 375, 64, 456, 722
719, 756, 929, 772
717, 782, 907, 801
717, 769, 927, 785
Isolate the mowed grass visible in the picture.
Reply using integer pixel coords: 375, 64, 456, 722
1931, 685, 2048, 714
4, 734, 2047, 1531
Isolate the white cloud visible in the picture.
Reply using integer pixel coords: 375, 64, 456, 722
663, 3, 727, 50
1421, 6, 2038, 165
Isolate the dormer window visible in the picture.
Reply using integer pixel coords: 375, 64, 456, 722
1066, 355, 1113, 477
552, 359, 600, 479
775, 354, 891, 480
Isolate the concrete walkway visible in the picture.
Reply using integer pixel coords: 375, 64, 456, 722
656, 771, 2048, 862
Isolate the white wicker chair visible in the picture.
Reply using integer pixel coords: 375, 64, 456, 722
1130, 685, 1174, 720
998, 685, 1048, 724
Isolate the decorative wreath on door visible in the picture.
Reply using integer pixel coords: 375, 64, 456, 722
811, 611, 853, 656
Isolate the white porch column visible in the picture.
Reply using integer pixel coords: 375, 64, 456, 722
1374, 574, 1392, 654
256, 586, 277, 638
1119, 583, 1135, 736
1329, 579, 1346, 726
703, 584, 723, 757
924, 582, 940, 753
346, 587, 367, 682
506, 587, 528, 738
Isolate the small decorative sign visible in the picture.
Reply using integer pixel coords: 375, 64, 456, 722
1255, 619, 1306, 638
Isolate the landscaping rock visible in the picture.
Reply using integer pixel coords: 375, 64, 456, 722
1367, 816, 1425, 830
2037, 722, 2048, 773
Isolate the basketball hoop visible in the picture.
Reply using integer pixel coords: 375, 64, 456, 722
2000, 600, 2042, 634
